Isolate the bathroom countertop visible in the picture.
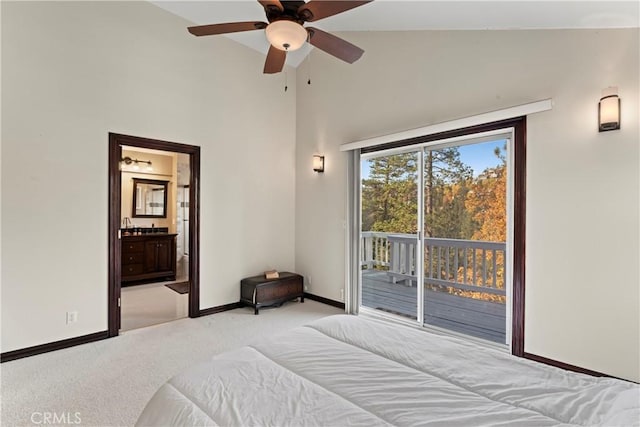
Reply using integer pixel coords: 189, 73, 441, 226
121, 232, 178, 238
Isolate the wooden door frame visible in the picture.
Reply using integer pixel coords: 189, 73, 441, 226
108, 133, 201, 337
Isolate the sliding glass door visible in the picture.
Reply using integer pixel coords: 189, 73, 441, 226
422, 140, 509, 344
359, 132, 512, 345
360, 151, 420, 321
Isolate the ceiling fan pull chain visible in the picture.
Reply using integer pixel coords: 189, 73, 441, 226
307, 33, 312, 85
284, 68, 288, 92
283, 45, 289, 92
307, 41, 312, 85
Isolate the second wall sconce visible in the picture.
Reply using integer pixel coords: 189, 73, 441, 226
313, 155, 325, 173
599, 87, 620, 132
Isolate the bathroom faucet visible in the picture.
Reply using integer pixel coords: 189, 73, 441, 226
123, 217, 132, 228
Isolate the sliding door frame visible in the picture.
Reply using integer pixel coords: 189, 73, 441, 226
355, 117, 526, 356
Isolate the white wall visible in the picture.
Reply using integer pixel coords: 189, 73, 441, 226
1, 1, 296, 352
295, 29, 639, 381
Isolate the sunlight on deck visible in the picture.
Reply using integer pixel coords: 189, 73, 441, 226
362, 270, 506, 344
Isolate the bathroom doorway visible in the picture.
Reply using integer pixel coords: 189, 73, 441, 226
108, 133, 200, 336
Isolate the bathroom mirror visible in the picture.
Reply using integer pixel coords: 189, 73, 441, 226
132, 178, 168, 218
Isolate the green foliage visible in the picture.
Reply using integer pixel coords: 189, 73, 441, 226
424, 148, 474, 238
362, 145, 506, 244
362, 153, 418, 233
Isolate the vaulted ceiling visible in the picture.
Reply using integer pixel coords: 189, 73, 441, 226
152, 1, 639, 66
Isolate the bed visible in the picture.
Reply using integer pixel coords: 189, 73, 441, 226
136, 315, 639, 426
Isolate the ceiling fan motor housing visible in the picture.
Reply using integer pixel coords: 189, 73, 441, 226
264, 0, 307, 23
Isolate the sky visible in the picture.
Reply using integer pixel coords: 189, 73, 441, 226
361, 138, 507, 179
458, 139, 506, 177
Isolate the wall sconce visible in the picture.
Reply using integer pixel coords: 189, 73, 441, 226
313, 155, 325, 173
599, 87, 620, 132
121, 156, 153, 172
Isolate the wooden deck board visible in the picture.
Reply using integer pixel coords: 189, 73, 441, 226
362, 271, 506, 343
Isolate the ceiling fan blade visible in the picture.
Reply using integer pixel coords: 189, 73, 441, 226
263, 45, 287, 74
307, 27, 364, 64
258, 0, 284, 13
298, 1, 372, 22
188, 21, 267, 37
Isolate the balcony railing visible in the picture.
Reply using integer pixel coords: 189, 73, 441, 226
361, 231, 507, 343
361, 232, 506, 297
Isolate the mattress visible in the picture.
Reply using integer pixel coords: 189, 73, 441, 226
136, 315, 639, 426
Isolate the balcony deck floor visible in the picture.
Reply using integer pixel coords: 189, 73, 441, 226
362, 270, 506, 344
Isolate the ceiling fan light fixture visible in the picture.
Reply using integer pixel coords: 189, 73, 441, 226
265, 20, 307, 51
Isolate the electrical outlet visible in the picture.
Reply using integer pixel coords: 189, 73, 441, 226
304, 285, 309, 291
66, 311, 78, 324
340, 289, 344, 302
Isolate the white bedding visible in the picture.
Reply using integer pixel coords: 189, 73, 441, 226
136, 315, 640, 426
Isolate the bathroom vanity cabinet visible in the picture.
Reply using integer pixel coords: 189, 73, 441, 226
121, 233, 177, 285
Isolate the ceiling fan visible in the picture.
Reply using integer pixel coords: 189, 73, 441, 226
187, 0, 372, 74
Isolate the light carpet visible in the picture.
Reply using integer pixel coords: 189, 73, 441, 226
1, 300, 343, 426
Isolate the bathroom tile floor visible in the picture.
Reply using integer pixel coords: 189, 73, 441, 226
121, 282, 189, 332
